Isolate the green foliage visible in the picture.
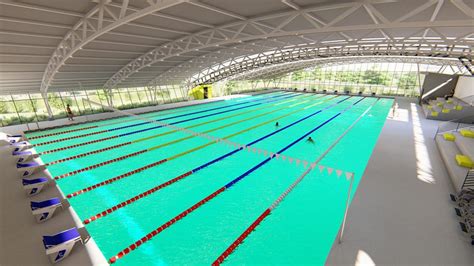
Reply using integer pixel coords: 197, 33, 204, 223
362, 69, 390, 85
97, 89, 113, 107
343, 85, 353, 92
47, 93, 65, 110
291, 70, 304, 81
63, 97, 73, 106
397, 73, 417, 90
224, 81, 237, 95
0, 101, 8, 113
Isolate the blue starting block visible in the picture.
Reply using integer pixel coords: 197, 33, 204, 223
11, 141, 33, 152
42, 228, 87, 263
22, 177, 49, 196
7, 134, 25, 143
17, 161, 45, 177
31, 197, 68, 222
13, 150, 38, 163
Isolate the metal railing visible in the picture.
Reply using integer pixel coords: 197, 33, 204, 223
433, 114, 474, 138
461, 169, 474, 191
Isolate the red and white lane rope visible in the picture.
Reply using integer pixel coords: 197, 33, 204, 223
212, 98, 380, 265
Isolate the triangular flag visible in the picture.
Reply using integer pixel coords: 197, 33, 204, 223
345, 172, 353, 180
289, 157, 294, 163
318, 165, 325, 172
296, 159, 300, 165
281, 155, 286, 160
327, 167, 334, 175
269, 152, 274, 157
264, 151, 268, 156
336, 169, 343, 177
310, 163, 316, 168
303, 161, 308, 168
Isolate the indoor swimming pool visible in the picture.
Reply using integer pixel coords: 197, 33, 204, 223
25, 91, 393, 265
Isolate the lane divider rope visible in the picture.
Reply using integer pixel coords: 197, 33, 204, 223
65, 95, 323, 196
39, 93, 299, 154
32, 92, 291, 146
107, 97, 365, 264
45, 94, 313, 165
27, 125, 99, 140
213, 98, 378, 265
26, 91, 286, 139
51, 95, 314, 179
82, 95, 348, 225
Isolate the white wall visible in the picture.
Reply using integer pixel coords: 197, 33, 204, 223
454, 76, 474, 105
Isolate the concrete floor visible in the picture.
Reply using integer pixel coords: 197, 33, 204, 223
326, 97, 474, 265
1, 96, 473, 265
0, 144, 107, 265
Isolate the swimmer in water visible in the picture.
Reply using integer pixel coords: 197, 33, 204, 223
307, 136, 314, 143
275, 122, 279, 127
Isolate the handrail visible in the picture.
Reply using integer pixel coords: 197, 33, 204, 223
461, 169, 474, 191
434, 114, 474, 138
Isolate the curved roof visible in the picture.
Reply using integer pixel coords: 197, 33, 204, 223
224, 55, 467, 81
0, 0, 473, 93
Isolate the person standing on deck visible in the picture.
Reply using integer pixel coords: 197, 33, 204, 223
66, 104, 74, 121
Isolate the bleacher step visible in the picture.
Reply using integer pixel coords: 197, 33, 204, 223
435, 135, 469, 193
453, 132, 474, 160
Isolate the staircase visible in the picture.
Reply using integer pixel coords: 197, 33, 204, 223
461, 169, 474, 191
422, 97, 474, 121
436, 123, 474, 245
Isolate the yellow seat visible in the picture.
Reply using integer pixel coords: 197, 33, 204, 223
455, 105, 463, 111
427, 105, 433, 110
437, 102, 443, 107
431, 111, 439, 117
442, 108, 450, 113
447, 99, 453, 104
455, 154, 474, 168
460, 129, 474, 138
443, 133, 455, 141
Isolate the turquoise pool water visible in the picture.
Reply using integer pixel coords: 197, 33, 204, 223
26, 91, 393, 265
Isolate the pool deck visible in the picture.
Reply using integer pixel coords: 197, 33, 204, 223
326, 97, 474, 265
1, 95, 473, 265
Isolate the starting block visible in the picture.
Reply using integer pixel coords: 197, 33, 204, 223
42, 227, 89, 263
31, 197, 69, 222
7, 134, 25, 143
17, 161, 46, 177
22, 177, 50, 196
11, 141, 33, 152
13, 150, 39, 163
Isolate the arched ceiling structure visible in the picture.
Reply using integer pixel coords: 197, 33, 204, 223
0, 0, 473, 94
225, 55, 469, 81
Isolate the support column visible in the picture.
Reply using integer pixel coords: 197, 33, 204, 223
416, 63, 423, 104
41, 92, 53, 119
